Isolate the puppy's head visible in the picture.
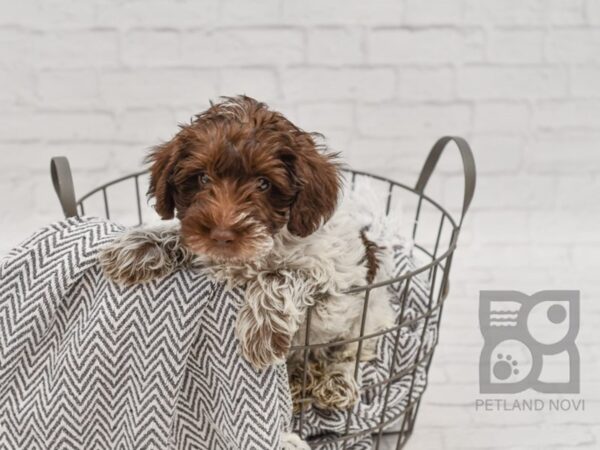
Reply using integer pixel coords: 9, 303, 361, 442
147, 96, 340, 262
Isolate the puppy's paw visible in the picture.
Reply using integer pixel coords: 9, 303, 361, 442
99, 225, 188, 285
239, 326, 290, 370
237, 305, 291, 370
312, 371, 359, 411
288, 361, 324, 414
281, 432, 310, 450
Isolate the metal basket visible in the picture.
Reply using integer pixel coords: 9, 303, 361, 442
50, 136, 476, 450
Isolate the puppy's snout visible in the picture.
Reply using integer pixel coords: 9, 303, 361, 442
210, 227, 236, 246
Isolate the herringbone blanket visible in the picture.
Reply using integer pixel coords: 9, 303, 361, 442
0, 217, 291, 450
0, 217, 436, 450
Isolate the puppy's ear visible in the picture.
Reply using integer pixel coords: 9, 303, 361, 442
287, 135, 341, 237
146, 135, 185, 219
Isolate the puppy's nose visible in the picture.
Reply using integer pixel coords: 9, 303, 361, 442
210, 228, 236, 245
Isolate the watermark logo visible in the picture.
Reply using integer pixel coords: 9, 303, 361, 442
479, 290, 580, 394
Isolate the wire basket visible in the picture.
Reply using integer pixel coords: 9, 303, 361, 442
50, 136, 476, 450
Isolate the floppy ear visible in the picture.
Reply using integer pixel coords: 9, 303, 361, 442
287, 135, 341, 237
146, 136, 184, 220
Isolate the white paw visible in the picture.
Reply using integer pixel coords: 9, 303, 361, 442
98, 224, 189, 285
281, 432, 310, 450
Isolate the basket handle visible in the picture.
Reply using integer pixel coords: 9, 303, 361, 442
415, 136, 476, 227
50, 157, 78, 218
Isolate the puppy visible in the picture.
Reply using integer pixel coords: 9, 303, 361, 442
100, 96, 394, 413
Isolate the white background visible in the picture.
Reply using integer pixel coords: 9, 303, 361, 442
1, 1, 599, 448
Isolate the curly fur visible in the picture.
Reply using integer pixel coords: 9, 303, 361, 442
146, 95, 341, 261
99, 221, 196, 285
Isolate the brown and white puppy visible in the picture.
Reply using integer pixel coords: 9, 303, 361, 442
100, 96, 394, 415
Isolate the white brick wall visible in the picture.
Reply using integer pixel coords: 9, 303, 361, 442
1, 1, 599, 448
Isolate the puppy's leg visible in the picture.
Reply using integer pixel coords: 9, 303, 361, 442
236, 299, 292, 370
309, 292, 394, 411
361, 287, 396, 361
237, 271, 316, 370
99, 222, 196, 285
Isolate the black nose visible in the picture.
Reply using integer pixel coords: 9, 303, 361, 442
210, 228, 236, 245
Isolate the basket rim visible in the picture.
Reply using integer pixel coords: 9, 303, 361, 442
74, 167, 460, 295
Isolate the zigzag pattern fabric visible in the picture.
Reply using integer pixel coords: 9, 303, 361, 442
295, 246, 437, 450
0, 217, 290, 450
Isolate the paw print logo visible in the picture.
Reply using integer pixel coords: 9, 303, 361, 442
479, 291, 579, 394
494, 354, 519, 380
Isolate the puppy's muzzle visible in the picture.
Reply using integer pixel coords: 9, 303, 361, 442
210, 227, 236, 246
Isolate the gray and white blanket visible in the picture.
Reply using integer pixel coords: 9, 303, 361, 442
0, 217, 436, 450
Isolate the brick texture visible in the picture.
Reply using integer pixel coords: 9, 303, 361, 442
1, 1, 599, 449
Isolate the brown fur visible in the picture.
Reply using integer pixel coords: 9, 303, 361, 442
359, 229, 383, 284
147, 96, 341, 263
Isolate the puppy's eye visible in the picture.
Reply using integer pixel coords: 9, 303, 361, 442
198, 173, 211, 185
257, 177, 271, 192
